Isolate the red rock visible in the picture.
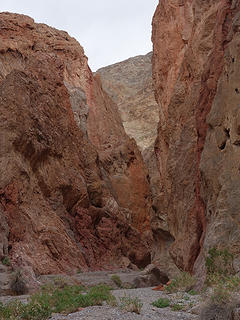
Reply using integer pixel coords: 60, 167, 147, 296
152, 284, 164, 291
152, 0, 240, 275
0, 13, 152, 275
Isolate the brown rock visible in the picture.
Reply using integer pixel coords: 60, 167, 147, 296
135, 263, 169, 288
96, 53, 169, 274
0, 12, 152, 276
152, 0, 240, 274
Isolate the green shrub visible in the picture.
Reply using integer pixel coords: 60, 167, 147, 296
0, 284, 114, 319
152, 298, 170, 308
206, 247, 234, 276
165, 272, 196, 293
111, 274, 122, 288
188, 289, 198, 295
21, 293, 52, 320
2, 256, 11, 267
204, 248, 240, 308
171, 303, 184, 311
119, 295, 142, 314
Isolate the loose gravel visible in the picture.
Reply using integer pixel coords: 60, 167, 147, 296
50, 287, 200, 320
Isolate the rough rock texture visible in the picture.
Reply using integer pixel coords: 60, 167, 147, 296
96, 54, 161, 213
96, 52, 159, 152
152, 0, 240, 276
199, 1, 240, 275
0, 12, 152, 276
96, 54, 167, 273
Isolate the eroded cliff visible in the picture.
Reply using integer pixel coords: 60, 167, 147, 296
152, 0, 240, 278
96, 53, 176, 275
0, 13, 153, 277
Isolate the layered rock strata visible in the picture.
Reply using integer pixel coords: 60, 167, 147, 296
152, 0, 240, 277
0, 13, 153, 276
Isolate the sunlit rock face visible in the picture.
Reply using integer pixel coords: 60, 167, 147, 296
97, 52, 159, 152
152, 0, 240, 278
0, 12, 153, 275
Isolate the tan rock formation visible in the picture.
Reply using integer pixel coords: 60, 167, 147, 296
96, 52, 159, 152
0, 13, 152, 275
152, 0, 240, 276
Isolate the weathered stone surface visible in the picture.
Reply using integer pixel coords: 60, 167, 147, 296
133, 264, 169, 288
152, 0, 240, 275
200, 303, 233, 320
199, 3, 240, 273
96, 53, 161, 215
0, 12, 152, 275
0, 264, 12, 295
96, 53, 167, 274
86, 75, 153, 235
97, 52, 159, 152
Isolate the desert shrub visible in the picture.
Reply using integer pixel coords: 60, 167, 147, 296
10, 270, 28, 295
88, 284, 115, 306
206, 272, 240, 291
188, 289, 198, 295
165, 272, 196, 293
119, 295, 142, 314
21, 292, 52, 320
171, 303, 184, 311
152, 297, 170, 308
206, 247, 234, 276
0, 284, 114, 319
2, 256, 11, 267
204, 248, 240, 306
210, 284, 232, 305
0, 300, 25, 319
111, 274, 122, 288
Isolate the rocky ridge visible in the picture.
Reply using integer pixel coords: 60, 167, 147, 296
97, 52, 159, 152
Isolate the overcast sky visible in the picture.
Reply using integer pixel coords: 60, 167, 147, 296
0, 1, 158, 71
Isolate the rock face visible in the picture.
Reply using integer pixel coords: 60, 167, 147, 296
96, 54, 169, 273
96, 52, 159, 152
0, 13, 152, 275
152, 0, 240, 276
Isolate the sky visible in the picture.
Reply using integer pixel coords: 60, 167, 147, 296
0, 1, 158, 71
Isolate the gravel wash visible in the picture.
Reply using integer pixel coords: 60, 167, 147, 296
50, 287, 199, 320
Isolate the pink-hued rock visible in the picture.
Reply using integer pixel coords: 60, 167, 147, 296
0, 12, 152, 275
152, 0, 240, 274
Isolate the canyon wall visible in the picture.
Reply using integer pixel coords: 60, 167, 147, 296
97, 54, 179, 276
152, 0, 240, 277
0, 13, 153, 276
96, 52, 162, 230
